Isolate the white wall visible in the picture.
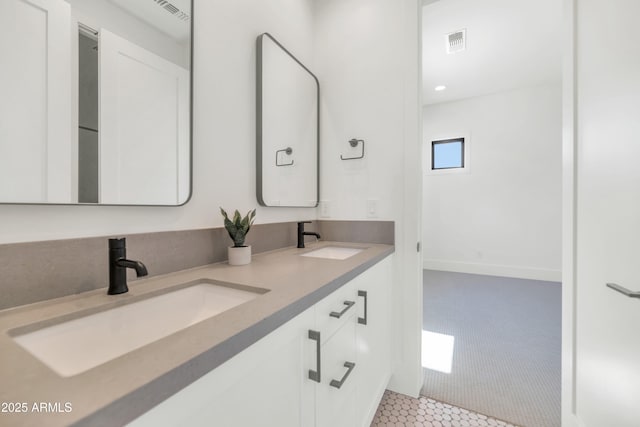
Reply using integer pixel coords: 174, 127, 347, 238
314, 0, 423, 396
422, 84, 562, 281
314, 0, 404, 221
0, 0, 318, 244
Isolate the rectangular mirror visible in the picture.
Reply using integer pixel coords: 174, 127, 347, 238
0, 0, 192, 205
256, 33, 319, 208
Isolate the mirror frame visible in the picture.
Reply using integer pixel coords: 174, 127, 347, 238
256, 32, 320, 208
1, 0, 194, 207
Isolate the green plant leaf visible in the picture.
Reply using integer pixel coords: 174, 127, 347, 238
240, 214, 249, 231
246, 209, 256, 232
220, 207, 256, 247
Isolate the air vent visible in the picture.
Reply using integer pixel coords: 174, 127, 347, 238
152, 0, 190, 21
446, 29, 466, 54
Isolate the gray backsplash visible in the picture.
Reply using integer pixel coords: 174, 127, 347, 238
0, 220, 393, 310
315, 220, 394, 245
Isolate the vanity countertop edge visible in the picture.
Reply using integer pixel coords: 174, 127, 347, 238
0, 241, 394, 427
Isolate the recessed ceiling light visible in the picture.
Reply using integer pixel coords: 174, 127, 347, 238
434, 85, 447, 92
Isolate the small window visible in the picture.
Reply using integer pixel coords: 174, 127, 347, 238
432, 138, 464, 170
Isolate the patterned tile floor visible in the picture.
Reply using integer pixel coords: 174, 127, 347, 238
371, 390, 519, 427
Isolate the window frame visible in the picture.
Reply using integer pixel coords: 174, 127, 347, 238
431, 137, 465, 170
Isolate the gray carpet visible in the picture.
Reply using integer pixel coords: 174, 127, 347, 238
421, 270, 561, 427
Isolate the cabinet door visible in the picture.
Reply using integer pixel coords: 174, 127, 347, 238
316, 318, 358, 427
355, 256, 393, 426
129, 308, 315, 427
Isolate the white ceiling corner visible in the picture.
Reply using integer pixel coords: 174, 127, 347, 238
422, 0, 562, 105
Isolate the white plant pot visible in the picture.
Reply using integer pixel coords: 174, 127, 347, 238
228, 245, 251, 266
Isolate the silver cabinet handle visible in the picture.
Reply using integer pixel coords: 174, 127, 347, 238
330, 361, 356, 389
308, 330, 321, 382
606, 283, 640, 298
330, 300, 355, 318
357, 290, 367, 325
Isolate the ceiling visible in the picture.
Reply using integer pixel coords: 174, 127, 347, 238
109, 0, 191, 43
422, 0, 562, 105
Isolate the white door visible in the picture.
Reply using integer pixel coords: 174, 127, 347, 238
99, 28, 189, 205
0, 0, 71, 203
574, 1, 640, 426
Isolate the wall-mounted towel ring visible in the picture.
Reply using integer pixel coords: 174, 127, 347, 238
340, 139, 365, 160
276, 147, 294, 166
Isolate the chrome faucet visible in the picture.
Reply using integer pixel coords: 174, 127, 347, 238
297, 221, 321, 249
108, 238, 148, 295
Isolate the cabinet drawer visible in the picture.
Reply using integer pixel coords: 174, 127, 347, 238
314, 279, 358, 343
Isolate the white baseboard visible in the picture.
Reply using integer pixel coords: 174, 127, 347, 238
423, 259, 562, 282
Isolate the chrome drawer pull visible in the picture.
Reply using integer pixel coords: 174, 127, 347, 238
606, 283, 640, 298
329, 300, 355, 318
357, 290, 367, 325
308, 330, 321, 382
330, 361, 356, 389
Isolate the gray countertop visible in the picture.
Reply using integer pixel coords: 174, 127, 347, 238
0, 241, 394, 427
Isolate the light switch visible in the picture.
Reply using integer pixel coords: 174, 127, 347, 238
319, 200, 331, 218
366, 199, 378, 218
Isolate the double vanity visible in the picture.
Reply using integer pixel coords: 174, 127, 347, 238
0, 1, 395, 425
0, 240, 394, 426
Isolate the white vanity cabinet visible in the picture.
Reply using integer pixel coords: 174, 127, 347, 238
312, 255, 393, 427
128, 254, 393, 427
314, 317, 358, 427
353, 255, 393, 426
312, 276, 359, 427
129, 306, 316, 427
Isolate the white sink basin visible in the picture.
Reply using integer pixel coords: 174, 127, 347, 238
301, 246, 364, 260
12, 281, 266, 377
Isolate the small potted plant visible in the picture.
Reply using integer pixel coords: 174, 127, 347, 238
220, 207, 256, 266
